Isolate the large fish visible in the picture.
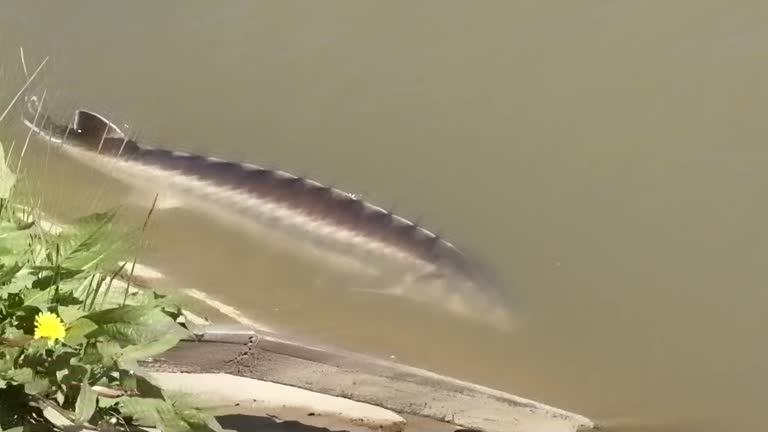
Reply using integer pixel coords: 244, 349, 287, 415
22, 96, 518, 330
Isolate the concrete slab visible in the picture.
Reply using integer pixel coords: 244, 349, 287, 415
145, 326, 596, 432
150, 372, 406, 432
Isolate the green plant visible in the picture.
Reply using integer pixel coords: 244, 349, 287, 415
0, 137, 223, 431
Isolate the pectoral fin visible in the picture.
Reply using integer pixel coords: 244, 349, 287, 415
127, 189, 185, 210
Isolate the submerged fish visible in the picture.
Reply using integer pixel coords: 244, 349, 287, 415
22, 96, 518, 330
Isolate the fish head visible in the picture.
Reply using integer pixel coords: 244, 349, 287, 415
23, 96, 138, 156
69, 109, 126, 143
439, 271, 524, 332
372, 266, 523, 333
424, 244, 524, 331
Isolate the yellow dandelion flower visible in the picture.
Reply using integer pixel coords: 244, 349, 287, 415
33, 312, 66, 345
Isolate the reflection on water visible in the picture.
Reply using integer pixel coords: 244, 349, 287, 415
2, 1, 768, 431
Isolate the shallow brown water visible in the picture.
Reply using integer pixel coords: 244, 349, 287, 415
2, 2, 768, 431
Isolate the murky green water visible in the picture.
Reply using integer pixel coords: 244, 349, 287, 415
2, 2, 768, 430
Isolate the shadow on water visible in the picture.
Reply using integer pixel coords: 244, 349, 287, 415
217, 414, 466, 432
217, 416, 333, 432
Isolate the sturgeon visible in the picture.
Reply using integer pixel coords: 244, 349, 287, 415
22, 97, 517, 330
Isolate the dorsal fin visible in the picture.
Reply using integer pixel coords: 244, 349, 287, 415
73, 110, 125, 140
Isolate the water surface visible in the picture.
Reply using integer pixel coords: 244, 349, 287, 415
2, 2, 768, 431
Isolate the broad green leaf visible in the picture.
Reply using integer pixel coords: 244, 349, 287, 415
20, 280, 80, 311
120, 332, 185, 363
165, 392, 225, 432
54, 210, 136, 272
97, 395, 121, 408
0, 263, 23, 285
85, 305, 188, 346
63, 318, 98, 346
0, 223, 34, 238
97, 340, 123, 366
0, 349, 19, 373
75, 381, 97, 424
118, 396, 166, 426
30, 269, 85, 291
63, 365, 90, 386
0, 221, 29, 236
1, 272, 37, 297
97, 396, 119, 408
0, 230, 34, 266
0, 142, 16, 199
23, 376, 49, 395
51, 352, 86, 386
6, 367, 48, 394
116, 356, 140, 372
80, 341, 102, 365
119, 369, 137, 393
58, 306, 86, 324
27, 338, 52, 355
6, 367, 33, 383
133, 373, 164, 399
120, 395, 213, 432
156, 402, 193, 432
2, 327, 25, 340
0, 181, 207, 428
88, 281, 163, 310
21, 285, 55, 308
0, 338, 32, 352
84, 304, 155, 324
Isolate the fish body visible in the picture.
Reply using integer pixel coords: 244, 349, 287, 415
23, 97, 517, 330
